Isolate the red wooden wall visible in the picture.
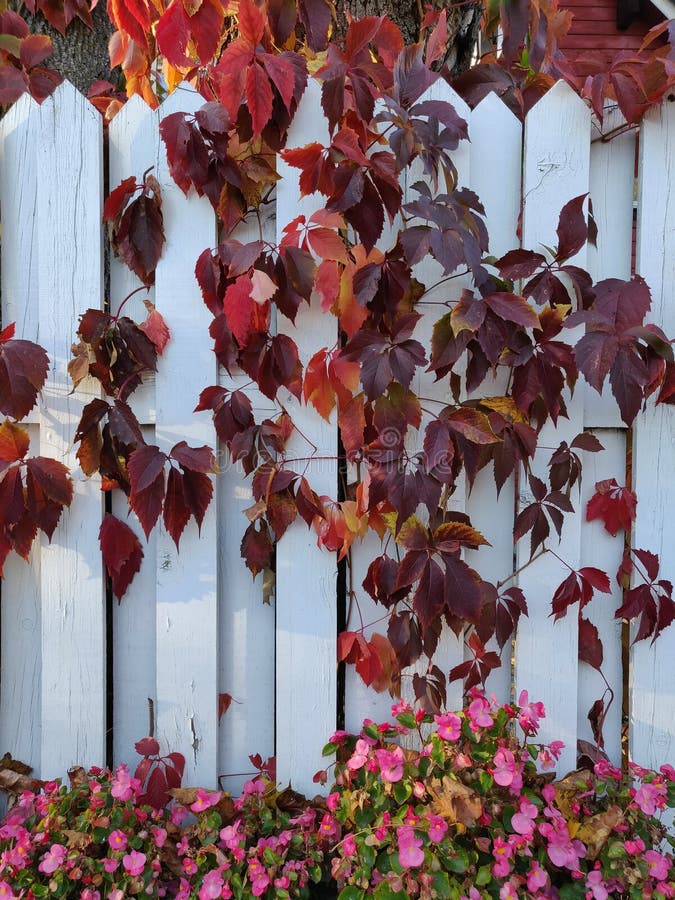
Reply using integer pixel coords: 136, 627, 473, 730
559, 0, 664, 63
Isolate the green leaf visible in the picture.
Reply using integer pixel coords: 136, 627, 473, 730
374, 885, 408, 900
339, 888, 367, 900
476, 864, 492, 886
559, 883, 587, 900
393, 780, 412, 804
363, 723, 380, 741
322, 741, 340, 756
432, 872, 452, 893
396, 712, 417, 729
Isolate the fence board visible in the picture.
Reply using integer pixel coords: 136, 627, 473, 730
586, 108, 635, 428
0, 98, 43, 768
515, 82, 590, 776
108, 96, 159, 765
401, 81, 473, 716
35, 83, 106, 775
275, 80, 337, 793
154, 85, 219, 786
577, 429, 625, 765
465, 93, 522, 704
631, 99, 675, 769
218, 206, 278, 794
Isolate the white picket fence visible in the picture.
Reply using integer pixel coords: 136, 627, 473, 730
0, 79, 674, 797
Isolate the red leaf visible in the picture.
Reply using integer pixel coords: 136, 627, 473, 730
0, 335, 49, 420
155, 0, 191, 67
586, 478, 637, 536
297, 0, 331, 51
103, 176, 138, 224
240, 520, 273, 576
0, 420, 30, 465
128, 445, 167, 538
556, 194, 589, 261
23, 459, 72, 540
303, 348, 335, 421
140, 302, 170, 355
114, 188, 165, 286
163, 467, 191, 549
218, 692, 234, 720
170, 441, 216, 474
0, 66, 29, 105
99, 514, 144, 601
579, 616, 603, 670
246, 62, 274, 138
135, 736, 160, 757
238, 0, 266, 44
145, 765, 169, 810
223, 275, 255, 347
425, 8, 447, 65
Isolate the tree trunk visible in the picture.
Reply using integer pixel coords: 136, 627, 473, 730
334, 0, 483, 76
9, 1, 114, 95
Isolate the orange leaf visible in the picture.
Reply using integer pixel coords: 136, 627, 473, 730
303, 348, 335, 421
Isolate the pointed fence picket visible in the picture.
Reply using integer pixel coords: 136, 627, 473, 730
36, 83, 106, 776
0, 80, 674, 791
0, 96, 43, 771
108, 95, 159, 766
631, 98, 675, 770
514, 82, 591, 778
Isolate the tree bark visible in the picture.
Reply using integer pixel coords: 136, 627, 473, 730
9, 1, 114, 95
334, 0, 483, 76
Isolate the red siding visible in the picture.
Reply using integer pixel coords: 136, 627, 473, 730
558, 0, 664, 63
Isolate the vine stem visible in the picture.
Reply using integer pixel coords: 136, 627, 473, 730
113, 284, 148, 321
496, 546, 548, 589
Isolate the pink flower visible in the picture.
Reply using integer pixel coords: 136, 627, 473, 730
512, 798, 538, 836
171, 804, 189, 826
220, 821, 243, 850
326, 791, 340, 811
391, 699, 412, 716
38, 843, 67, 874
539, 819, 586, 871
328, 729, 349, 745
182, 857, 198, 875
397, 826, 424, 868
586, 868, 609, 900
319, 812, 338, 840
427, 814, 448, 843
108, 829, 127, 852
347, 739, 371, 771
199, 869, 224, 899
517, 691, 546, 735
152, 826, 167, 848
527, 861, 548, 892
274, 875, 291, 889
492, 748, 518, 787
624, 838, 645, 854
539, 740, 565, 770
434, 712, 461, 741
111, 765, 134, 801
632, 781, 667, 816
492, 836, 513, 878
645, 850, 671, 881
0, 883, 16, 899
191, 788, 222, 813
468, 697, 493, 730
342, 834, 357, 856
375, 746, 404, 783
103, 857, 119, 873
122, 850, 146, 877
251, 876, 270, 897
500, 882, 518, 900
